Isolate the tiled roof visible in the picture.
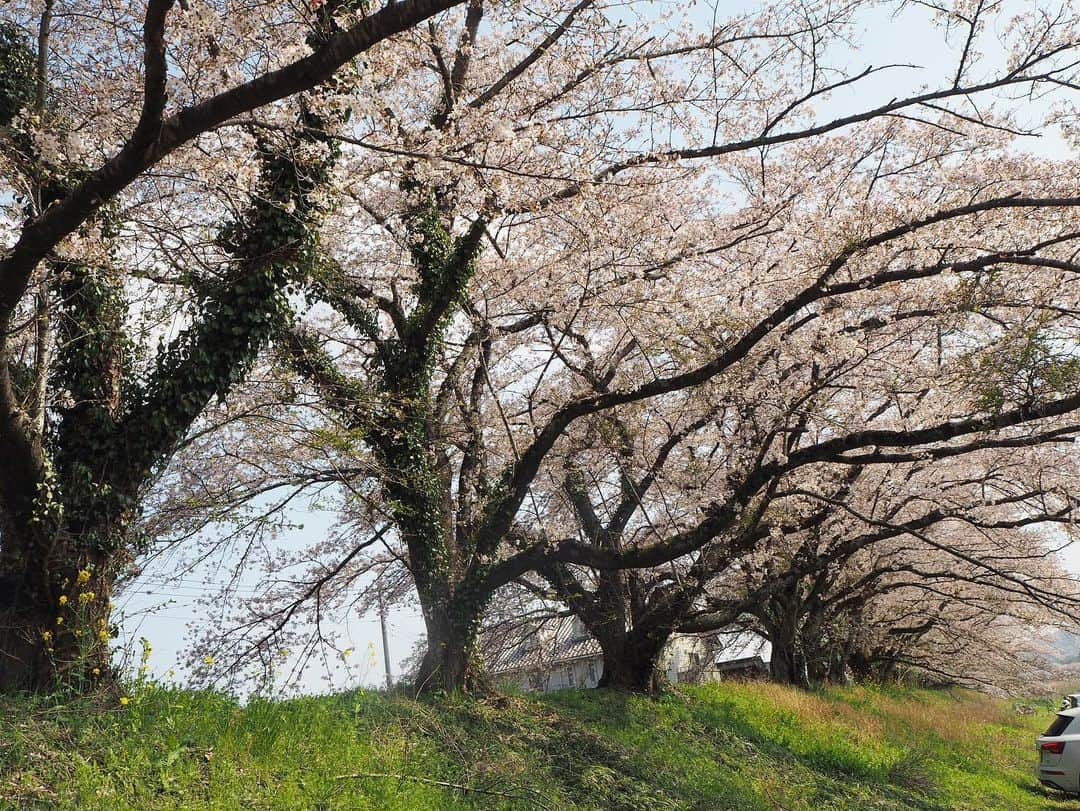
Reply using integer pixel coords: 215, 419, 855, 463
484, 618, 771, 676
486, 616, 601, 675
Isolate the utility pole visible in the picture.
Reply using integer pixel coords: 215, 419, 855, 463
377, 581, 393, 689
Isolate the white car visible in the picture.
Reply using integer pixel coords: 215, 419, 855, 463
1038, 706, 1080, 793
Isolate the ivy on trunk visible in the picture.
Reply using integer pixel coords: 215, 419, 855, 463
0, 100, 337, 692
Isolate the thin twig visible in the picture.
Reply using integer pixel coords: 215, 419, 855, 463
333, 771, 550, 807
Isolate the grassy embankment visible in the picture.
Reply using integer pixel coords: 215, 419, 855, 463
0, 680, 1075, 810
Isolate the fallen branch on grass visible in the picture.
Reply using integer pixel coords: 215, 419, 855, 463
333, 771, 550, 808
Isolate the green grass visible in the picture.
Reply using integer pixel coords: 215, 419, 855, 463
0, 680, 1076, 809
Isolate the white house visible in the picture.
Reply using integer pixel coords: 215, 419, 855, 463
486, 616, 769, 692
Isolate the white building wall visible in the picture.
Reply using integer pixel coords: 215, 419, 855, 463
497, 632, 770, 693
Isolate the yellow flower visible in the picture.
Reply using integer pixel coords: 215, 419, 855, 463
119, 696, 130, 706
78, 591, 95, 604
91, 668, 101, 676
40, 630, 52, 641
55, 616, 63, 625
279, 648, 290, 658
342, 648, 354, 658
58, 595, 68, 606
77, 570, 91, 584
98, 629, 110, 642
202, 655, 215, 666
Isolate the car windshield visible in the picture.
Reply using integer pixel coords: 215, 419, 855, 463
1045, 715, 1073, 737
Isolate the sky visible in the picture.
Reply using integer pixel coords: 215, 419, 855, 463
113, 0, 1079, 695
116, 504, 425, 694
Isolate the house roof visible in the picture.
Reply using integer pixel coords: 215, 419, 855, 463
712, 655, 768, 672
485, 617, 771, 676
486, 616, 601, 676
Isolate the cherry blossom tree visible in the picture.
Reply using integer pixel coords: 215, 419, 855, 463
696, 451, 1080, 688
0, 0, 464, 692
512, 387, 1079, 692
194, 0, 1080, 694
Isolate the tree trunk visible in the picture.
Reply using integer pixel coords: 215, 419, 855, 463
847, 649, 875, 682
0, 539, 112, 693
596, 629, 669, 694
769, 635, 811, 688
0, 592, 54, 692
824, 647, 849, 684
413, 589, 487, 694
